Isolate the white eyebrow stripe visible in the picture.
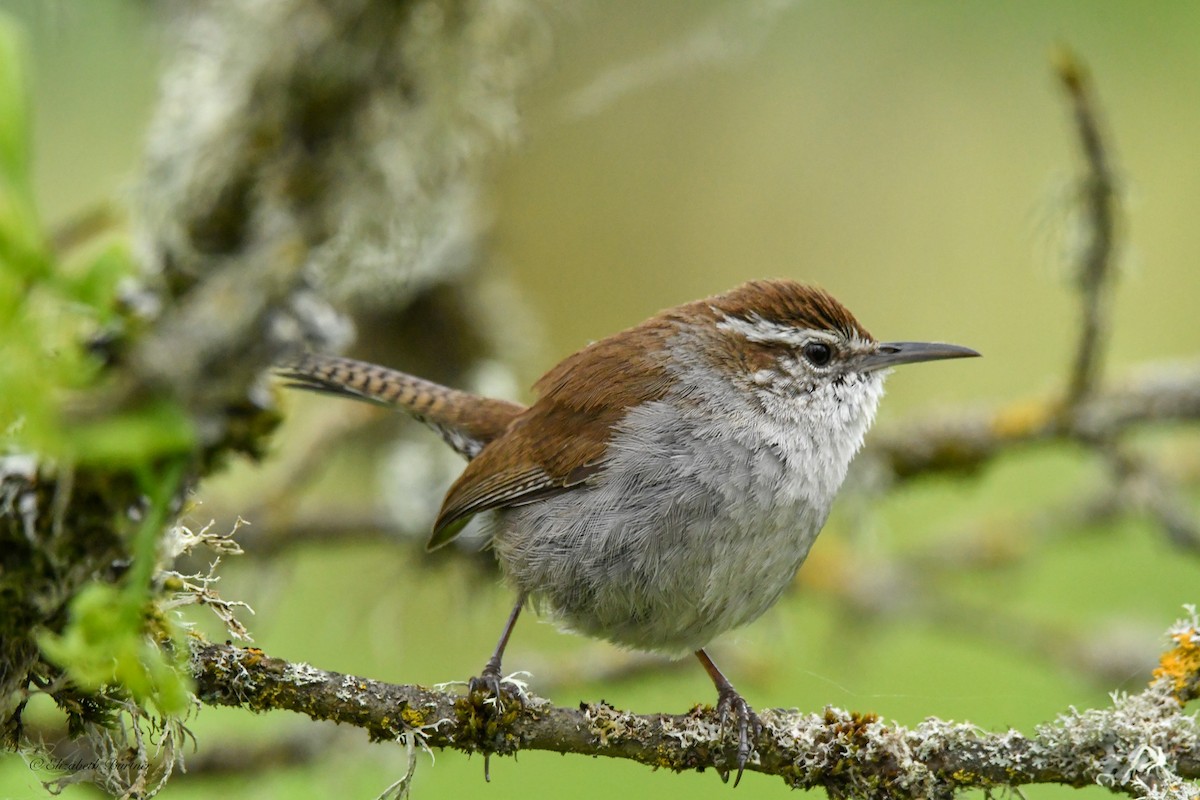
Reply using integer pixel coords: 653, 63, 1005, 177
714, 312, 831, 347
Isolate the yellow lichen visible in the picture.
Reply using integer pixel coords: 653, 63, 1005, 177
951, 768, 983, 786
991, 398, 1055, 438
399, 706, 428, 728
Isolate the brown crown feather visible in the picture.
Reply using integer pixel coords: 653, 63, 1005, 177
703, 279, 873, 342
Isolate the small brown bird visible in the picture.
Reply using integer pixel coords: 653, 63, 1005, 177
278, 279, 978, 781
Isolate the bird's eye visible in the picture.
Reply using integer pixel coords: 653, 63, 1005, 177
802, 342, 833, 367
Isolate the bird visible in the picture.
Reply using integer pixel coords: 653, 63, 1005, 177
276, 278, 979, 782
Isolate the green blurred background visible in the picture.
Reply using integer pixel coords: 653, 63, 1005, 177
3, 1, 1200, 798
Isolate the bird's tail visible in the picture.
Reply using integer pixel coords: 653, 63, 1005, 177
276, 353, 525, 459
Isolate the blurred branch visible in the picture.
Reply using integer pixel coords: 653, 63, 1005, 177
191, 621, 1200, 796
867, 360, 1200, 480
1054, 45, 1120, 409
177, 728, 345, 778
48, 202, 124, 257
233, 514, 400, 556
1102, 445, 1200, 552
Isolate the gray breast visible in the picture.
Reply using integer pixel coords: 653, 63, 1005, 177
492, 395, 832, 655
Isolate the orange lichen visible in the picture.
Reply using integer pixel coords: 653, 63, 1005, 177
1152, 628, 1200, 702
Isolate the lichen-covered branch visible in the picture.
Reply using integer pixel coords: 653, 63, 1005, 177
191, 625, 1200, 797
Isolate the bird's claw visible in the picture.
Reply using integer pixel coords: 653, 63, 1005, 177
715, 686, 763, 786
467, 663, 528, 781
468, 663, 526, 711
468, 670, 503, 702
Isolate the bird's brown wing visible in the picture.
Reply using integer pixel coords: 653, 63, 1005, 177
427, 317, 679, 549
427, 403, 617, 548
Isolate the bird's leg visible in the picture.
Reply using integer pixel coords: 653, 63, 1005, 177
469, 595, 526, 704
695, 648, 763, 786
468, 596, 527, 782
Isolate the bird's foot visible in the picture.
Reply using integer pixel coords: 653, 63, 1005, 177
714, 685, 764, 786
466, 661, 528, 782
467, 661, 528, 711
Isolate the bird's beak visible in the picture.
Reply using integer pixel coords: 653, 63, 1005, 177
859, 341, 981, 373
